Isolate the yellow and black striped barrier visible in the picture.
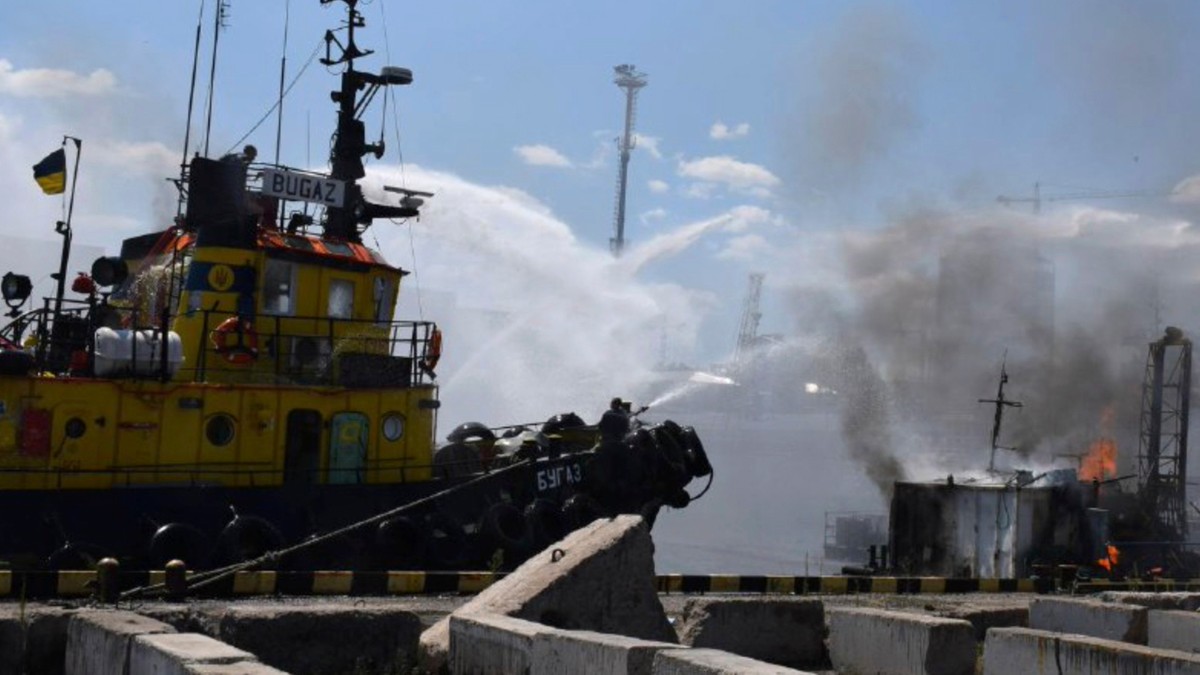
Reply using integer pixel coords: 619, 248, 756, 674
0, 570, 1062, 600
1075, 579, 1200, 593
653, 575, 1049, 595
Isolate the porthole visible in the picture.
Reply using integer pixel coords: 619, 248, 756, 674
382, 414, 405, 442
205, 414, 236, 447
64, 417, 86, 439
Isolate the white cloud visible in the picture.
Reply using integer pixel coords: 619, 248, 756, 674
683, 182, 718, 200
640, 207, 667, 226
647, 179, 669, 194
677, 155, 780, 196
0, 59, 117, 97
1171, 174, 1200, 204
92, 140, 178, 176
710, 122, 750, 140
716, 233, 770, 261
513, 144, 572, 168
633, 133, 663, 159
723, 205, 777, 233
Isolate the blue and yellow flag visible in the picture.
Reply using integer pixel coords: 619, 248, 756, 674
32, 148, 66, 195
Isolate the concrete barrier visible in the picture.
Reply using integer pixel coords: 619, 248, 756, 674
676, 598, 824, 668
450, 613, 547, 675
0, 605, 76, 675
65, 610, 176, 675
186, 603, 422, 674
1029, 597, 1147, 643
532, 624, 678, 674
826, 607, 975, 675
182, 664, 290, 674
651, 648, 817, 674
421, 515, 676, 672
128, 633, 264, 675
1148, 610, 1200, 654
937, 604, 1028, 641
982, 627, 1200, 675
1100, 592, 1200, 612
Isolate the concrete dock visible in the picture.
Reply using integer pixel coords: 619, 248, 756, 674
4, 517, 1199, 673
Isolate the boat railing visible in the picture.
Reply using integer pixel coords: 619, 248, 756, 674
0, 298, 438, 389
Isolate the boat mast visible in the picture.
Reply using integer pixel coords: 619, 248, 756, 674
319, 0, 413, 243
978, 355, 1023, 472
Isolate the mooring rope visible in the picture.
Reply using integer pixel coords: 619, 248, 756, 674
118, 459, 533, 601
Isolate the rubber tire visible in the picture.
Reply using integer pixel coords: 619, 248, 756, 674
216, 515, 284, 567
45, 542, 111, 570
425, 512, 469, 569
525, 498, 565, 547
561, 493, 604, 531
148, 522, 212, 569
375, 516, 429, 570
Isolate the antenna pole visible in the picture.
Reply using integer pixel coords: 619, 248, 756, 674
203, 0, 228, 157
978, 355, 1023, 471
52, 137, 83, 324
179, 0, 206, 215
274, 0, 290, 166
611, 64, 647, 257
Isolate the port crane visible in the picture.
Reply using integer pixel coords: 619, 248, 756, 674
996, 182, 1173, 214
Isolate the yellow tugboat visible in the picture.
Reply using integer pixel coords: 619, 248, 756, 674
0, 0, 709, 572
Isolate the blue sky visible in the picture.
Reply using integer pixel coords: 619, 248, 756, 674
3, 0, 1200, 384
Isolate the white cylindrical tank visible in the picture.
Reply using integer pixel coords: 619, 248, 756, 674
94, 327, 184, 377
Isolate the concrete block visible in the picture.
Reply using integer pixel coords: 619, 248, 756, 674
1149, 610, 1200, 653
183, 663, 291, 674
0, 605, 77, 675
196, 603, 421, 675
65, 610, 176, 675
826, 607, 976, 675
1101, 592, 1200, 612
938, 604, 1028, 641
449, 613, 547, 675
129, 633, 257, 675
676, 598, 824, 668
1029, 597, 1148, 644
651, 648, 818, 674
532, 625, 678, 675
982, 627, 1200, 675
420, 515, 676, 673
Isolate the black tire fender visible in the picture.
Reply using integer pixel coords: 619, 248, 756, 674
524, 498, 565, 546
561, 493, 604, 531
375, 516, 428, 569
216, 515, 284, 566
680, 426, 712, 478
480, 503, 529, 548
148, 522, 212, 569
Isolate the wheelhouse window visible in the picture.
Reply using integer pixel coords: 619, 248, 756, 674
373, 277, 393, 323
328, 279, 355, 319
262, 259, 296, 315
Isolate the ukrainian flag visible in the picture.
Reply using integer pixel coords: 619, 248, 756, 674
32, 148, 66, 195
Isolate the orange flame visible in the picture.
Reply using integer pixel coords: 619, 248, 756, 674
1097, 544, 1120, 572
1079, 404, 1118, 482
1079, 437, 1117, 481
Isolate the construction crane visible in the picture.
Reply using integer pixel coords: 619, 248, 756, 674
611, 65, 647, 257
735, 273, 764, 364
996, 182, 1174, 214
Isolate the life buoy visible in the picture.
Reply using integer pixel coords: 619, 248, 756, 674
422, 327, 442, 373
209, 317, 258, 365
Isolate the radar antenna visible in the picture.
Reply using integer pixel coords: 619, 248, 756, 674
320, 0, 416, 242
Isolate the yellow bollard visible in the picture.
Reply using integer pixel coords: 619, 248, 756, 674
165, 559, 188, 601
96, 557, 119, 604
